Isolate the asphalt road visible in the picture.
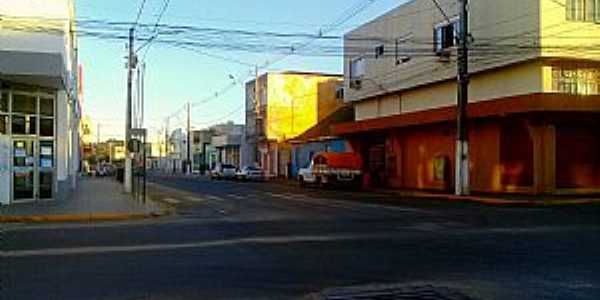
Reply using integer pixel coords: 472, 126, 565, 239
1, 174, 599, 300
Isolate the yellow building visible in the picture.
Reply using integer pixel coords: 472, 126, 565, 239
245, 72, 344, 177
334, 0, 600, 194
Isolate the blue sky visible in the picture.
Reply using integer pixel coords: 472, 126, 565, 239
76, 0, 404, 141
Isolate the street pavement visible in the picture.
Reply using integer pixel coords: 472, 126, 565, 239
1, 173, 599, 300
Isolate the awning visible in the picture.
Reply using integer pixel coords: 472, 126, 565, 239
332, 93, 600, 135
0, 50, 66, 89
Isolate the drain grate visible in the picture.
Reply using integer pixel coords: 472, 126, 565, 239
308, 284, 476, 300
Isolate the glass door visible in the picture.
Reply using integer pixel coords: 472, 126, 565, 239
39, 140, 54, 199
13, 139, 36, 201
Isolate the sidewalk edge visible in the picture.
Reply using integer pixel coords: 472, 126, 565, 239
0, 210, 172, 224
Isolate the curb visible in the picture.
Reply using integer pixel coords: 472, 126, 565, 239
376, 190, 600, 207
0, 210, 172, 224
267, 179, 600, 207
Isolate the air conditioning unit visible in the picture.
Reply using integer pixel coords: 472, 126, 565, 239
349, 78, 362, 90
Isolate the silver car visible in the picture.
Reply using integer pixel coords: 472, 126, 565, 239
235, 166, 264, 181
210, 164, 238, 180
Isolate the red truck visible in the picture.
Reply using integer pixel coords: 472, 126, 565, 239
298, 152, 363, 187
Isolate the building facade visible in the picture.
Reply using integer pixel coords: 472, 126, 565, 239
334, 0, 600, 194
191, 129, 214, 173
0, 0, 81, 204
244, 72, 344, 177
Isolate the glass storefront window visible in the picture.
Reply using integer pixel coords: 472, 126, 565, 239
12, 94, 37, 114
4, 88, 56, 202
0, 92, 8, 112
40, 97, 54, 117
28, 116, 37, 135
12, 116, 26, 134
40, 118, 54, 137
0, 115, 7, 134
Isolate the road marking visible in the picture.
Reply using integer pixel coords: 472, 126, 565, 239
163, 198, 181, 204
265, 192, 297, 200
0, 233, 396, 258
184, 196, 206, 203
227, 194, 246, 200
269, 192, 423, 213
205, 195, 225, 202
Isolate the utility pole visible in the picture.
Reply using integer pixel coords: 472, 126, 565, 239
186, 101, 191, 174
126, 27, 134, 150
164, 119, 169, 173
125, 27, 136, 193
455, 0, 470, 196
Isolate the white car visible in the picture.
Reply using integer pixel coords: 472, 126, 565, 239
210, 164, 237, 180
236, 166, 264, 181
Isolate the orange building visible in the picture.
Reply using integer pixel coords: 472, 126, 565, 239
333, 0, 600, 195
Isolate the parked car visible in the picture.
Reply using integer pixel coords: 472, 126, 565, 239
236, 166, 264, 181
210, 163, 238, 180
298, 152, 362, 188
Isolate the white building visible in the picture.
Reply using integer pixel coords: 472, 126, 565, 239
0, 0, 81, 204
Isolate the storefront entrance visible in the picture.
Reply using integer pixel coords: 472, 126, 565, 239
1, 88, 56, 204
12, 137, 55, 202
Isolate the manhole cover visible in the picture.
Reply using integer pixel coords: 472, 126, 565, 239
307, 284, 476, 300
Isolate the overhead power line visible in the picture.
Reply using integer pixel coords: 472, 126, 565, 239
133, 0, 148, 28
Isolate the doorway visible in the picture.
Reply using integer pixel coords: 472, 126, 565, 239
12, 139, 35, 201
12, 139, 55, 202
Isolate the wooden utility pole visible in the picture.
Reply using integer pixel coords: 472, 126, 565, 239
455, 0, 470, 195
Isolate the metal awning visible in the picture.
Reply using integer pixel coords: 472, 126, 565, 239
0, 50, 65, 89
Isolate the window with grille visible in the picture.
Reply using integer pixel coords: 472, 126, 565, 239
552, 67, 600, 95
566, 0, 599, 22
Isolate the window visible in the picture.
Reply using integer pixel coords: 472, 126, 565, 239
350, 56, 366, 79
40, 97, 54, 117
12, 94, 36, 114
374, 45, 384, 59
552, 67, 600, 95
0, 115, 7, 134
434, 20, 458, 54
12, 116, 26, 134
40, 118, 54, 137
566, 0, 599, 22
0, 92, 8, 112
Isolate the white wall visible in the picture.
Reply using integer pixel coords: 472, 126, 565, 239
0, 0, 75, 81
56, 90, 69, 181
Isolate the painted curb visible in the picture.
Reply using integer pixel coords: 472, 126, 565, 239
0, 210, 172, 224
380, 191, 600, 207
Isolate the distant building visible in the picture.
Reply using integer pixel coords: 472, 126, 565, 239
164, 122, 245, 174
244, 71, 344, 177
334, 0, 600, 194
0, 0, 81, 204
210, 123, 244, 168
190, 129, 213, 173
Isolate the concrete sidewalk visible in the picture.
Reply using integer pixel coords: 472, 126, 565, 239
0, 177, 169, 223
